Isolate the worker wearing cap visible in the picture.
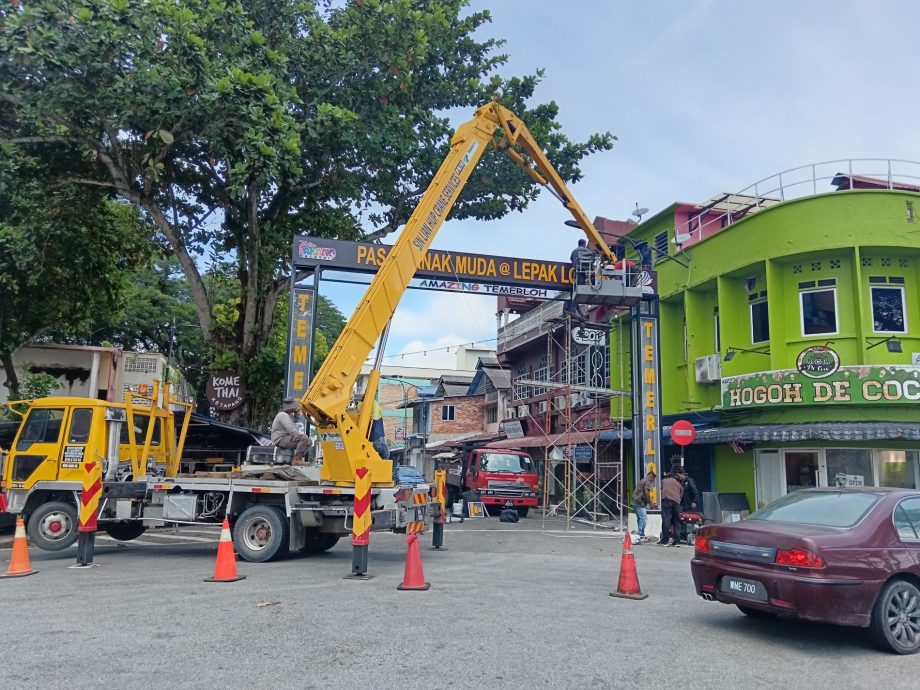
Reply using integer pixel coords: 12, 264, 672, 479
271, 397, 313, 465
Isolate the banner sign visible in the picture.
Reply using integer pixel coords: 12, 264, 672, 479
285, 287, 315, 400
292, 235, 576, 290
632, 310, 661, 488
722, 365, 920, 409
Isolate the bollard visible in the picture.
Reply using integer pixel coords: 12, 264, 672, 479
344, 466, 373, 580
70, 461, 102, 569
431, 468, 447, 551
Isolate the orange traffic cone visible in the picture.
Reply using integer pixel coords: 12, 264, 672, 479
2, 517, 37, 579
397, 533, 430, 591
204, 518, 245, 583
609, 531, 647, 600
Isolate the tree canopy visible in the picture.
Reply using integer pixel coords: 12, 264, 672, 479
0, 144, 148, 399
0, 0, 614, 423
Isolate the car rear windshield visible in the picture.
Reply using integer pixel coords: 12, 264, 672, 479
749, 491, 882, 528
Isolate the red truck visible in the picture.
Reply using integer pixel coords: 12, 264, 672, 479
445, 448, 539, 517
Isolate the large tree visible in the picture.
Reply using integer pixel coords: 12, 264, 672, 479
0, 0, 614, 423
0, 145, 148, 399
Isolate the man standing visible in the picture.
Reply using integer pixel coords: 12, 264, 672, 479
658, 471, 684, 546
676, 467, 700, 543
631, 470, 657, 543
271, 397, 313, 465
570, 239, 594, 285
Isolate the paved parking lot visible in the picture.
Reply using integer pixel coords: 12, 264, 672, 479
0, 516, 915, 689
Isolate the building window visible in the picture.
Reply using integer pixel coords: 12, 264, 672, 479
682, 317, 688, 361
486, 406, 497, 424
800, 288, 838, 336
750, 299, 769, 344
713, 307, 721, 353
876, 450, 919, 489
441, 405, 455, 421
871, 285, 907, 333
653, 231, 669, 260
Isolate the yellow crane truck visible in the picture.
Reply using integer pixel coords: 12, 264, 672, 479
0, 101, 639, 567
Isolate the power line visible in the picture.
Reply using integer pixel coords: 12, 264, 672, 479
366, 336, 499, 362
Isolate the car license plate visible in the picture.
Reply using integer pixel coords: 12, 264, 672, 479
719, 576, 767, 601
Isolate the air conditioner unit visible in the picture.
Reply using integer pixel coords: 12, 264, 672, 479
553, 395, 567, 410
504, 408, 517, 420
517, 404, 529, 417
695, 354, 722, 384
569, 393, 580, 407
537, 401, 548, 414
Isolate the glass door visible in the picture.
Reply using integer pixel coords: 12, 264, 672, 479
754, 450, 783, 509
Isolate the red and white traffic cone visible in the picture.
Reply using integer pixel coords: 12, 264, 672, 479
2, 517, 37, 579
204, 518, 245, 583
609, 531, 647, 600
397, 533, 430, 591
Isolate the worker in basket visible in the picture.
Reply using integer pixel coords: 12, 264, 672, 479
271, 397, 313, 465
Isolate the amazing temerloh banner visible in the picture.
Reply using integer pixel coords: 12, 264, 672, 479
292, 235, 576, 290
722, 365, 920, 409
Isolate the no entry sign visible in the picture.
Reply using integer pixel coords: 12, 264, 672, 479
670, 420, 696, 446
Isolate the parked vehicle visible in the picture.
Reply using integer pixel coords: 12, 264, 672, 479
444, 449, 539, 517
691, 488, 920, 654
393, 464, 425, 486
0, 389, 435, 562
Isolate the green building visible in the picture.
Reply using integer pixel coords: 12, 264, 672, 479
611, 162, 920, 511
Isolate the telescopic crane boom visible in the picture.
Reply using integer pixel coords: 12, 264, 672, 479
301, 102, 622, 486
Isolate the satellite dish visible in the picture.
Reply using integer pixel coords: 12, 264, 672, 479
673, 231, 693, 245
632, 203, 649, 222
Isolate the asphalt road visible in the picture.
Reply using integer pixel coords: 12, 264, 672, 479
0, 516, 915, 689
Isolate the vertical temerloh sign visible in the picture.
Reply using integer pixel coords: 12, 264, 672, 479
631, 302, 661, 497
285, 287, 315, 401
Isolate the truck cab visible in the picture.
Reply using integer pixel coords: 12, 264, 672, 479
447, 448, 539, 517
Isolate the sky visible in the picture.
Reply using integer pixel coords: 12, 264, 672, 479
324, 0, 920, 370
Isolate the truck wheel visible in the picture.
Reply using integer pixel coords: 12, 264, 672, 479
27, 501, 79, 551
103, 523, 147, 542
300, 531, 340, 555
232, 505, 290, 563
516, 507, 529, 518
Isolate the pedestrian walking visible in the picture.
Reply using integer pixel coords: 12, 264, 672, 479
631, 470, 657, 542
658, 471, 684, 546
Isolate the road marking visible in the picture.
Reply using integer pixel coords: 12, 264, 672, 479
448, 528, 621, 538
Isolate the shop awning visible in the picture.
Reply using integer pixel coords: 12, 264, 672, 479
485, 430, 597, 449
693, 422, 920, 444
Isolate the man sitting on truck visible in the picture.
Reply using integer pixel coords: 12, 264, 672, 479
271, 397, 313, 465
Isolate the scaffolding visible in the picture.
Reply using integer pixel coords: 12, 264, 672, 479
543, 311, 628, 529
504, 301, 630, 530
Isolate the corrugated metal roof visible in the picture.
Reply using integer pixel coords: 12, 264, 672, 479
694, 422, 920, 443
486, 430, 597, 449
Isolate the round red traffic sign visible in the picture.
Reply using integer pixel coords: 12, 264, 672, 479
670, 420, 696, 446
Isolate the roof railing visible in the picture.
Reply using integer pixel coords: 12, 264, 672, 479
671, 158, 920, 249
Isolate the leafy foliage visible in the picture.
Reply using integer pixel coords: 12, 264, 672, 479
0, 144, 148, 398
1, 0, 614, 423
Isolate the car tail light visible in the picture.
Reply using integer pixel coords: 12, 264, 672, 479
775, 548, 825, 568
695, 536, 711, 554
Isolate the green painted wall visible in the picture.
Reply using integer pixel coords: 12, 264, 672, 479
610, 190, 920, 422
713, 446, 756, 512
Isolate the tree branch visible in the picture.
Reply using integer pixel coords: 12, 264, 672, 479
0, 136, 79, 145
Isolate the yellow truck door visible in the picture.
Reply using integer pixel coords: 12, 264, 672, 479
6, 406, 67, 490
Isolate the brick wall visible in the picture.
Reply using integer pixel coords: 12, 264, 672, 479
430, 394, 484, 436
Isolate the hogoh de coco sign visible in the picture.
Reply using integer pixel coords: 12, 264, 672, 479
723, 365, 920, 409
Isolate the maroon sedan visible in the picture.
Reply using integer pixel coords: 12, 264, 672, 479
691, 488, 920, 654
